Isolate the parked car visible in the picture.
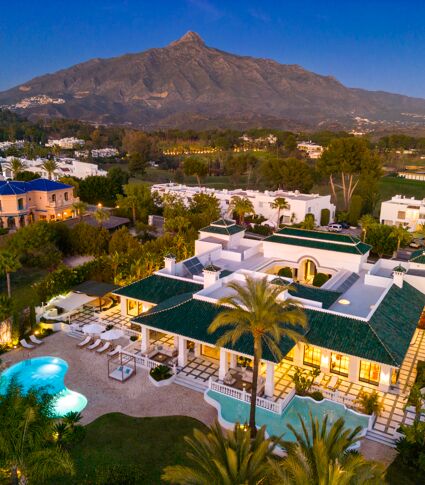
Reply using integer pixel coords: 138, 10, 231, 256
328, 223, 342, 232
410, 240, 423, 249
339, 222, 350, 229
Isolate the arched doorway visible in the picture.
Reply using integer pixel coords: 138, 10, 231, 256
299, 258, 317, 284
7, 217, 15, 230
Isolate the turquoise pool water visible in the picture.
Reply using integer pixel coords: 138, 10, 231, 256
206, 390, 369, 441
0, 356, 87, 417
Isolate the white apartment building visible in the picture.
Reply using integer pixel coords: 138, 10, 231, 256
380, 195, 425, 230
297, 141, 324, 159
0, 140, 25, 151
151, 183, 335, 226
0, 156, 107, 180
46, 137, 85, 149
91, 148, 119, 158
398, 171, 425, 182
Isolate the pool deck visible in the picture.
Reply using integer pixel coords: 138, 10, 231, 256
3, 331, 396, 466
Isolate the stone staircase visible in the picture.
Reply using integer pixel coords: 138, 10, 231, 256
174, 372, 209, 393
67, 329, 85, 340
365, 428, 397, 448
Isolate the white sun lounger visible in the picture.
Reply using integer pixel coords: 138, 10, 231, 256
96, 342, 111, 354
107, 345, 122, 357
29, 335, 43, 345
327, 375, 339, 391
20, 339, 34, 349
87, 339, 101, 350
78, 336, 92, 347
314, 372, 324, 385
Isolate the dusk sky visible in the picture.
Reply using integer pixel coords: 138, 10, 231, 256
2, 0, 425, 97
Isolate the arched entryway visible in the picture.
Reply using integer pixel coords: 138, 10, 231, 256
299, 258, 317, 284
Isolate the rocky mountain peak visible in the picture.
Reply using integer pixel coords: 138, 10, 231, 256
169, 31, 205, 47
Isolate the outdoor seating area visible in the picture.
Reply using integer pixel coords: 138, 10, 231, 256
108, 352, 136, 382
223, 367, 266, 395
20, 334, 45, 349
144, 344, 178, 366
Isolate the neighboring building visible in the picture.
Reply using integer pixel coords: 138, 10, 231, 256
297, 141, 324, 159
151, 184, 335, 226
46, 137, 85, 149
0, 140, 25, 151
380, 195, 425, 230
0, 178, 78, 228
0, 156, 107, 180
91, 148, 119, 158
398, 170, 425, 182
112, 222, 425, 406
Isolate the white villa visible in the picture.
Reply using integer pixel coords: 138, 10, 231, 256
380, 195, 425, 230
151, 184, 335, 226
103, 220, 425, 444
297, 141, 324, 159
46, 137, 85, 149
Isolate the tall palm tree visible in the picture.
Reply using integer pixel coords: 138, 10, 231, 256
270, 197, 290, 228
117, 194, 138, 224
0, 383, 74, 485
271, 413, 385, 484
8, 158, 24, 179
0, 251, 21, 297
41, 159, 58, 180
208, 276, 307, 437
162, 421, 276, 484
229, 196, 254, 225
390, 224, 412, 252
358, 214, 376, 242
72, 201, 88, 221
93, 207, 110, 226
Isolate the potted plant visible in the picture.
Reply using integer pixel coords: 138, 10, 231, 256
148, 365, 175, 387
291, 367, 320, 396
355, 390, 383, 416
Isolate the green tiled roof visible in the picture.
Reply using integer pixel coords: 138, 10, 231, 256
113, 275, 202, 304
410, 249, 425, 264
200, 224, 245, 236
264, 235, 371, 255
133, 282, 425, 366
212, 219, 236, 227
276, 227, 362, 244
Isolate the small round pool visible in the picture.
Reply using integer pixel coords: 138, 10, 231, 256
0, 356, 87, 417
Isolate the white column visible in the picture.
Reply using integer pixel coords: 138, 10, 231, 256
194, 343, 201, 357
348, 356, 360, 383
219, 348, 229, 381
293, 342, 304, 367
379, 364, 391, 392
178, 337, 187, 367
229, 352, 237, 369
320, 349, 331, 373
265, 361, 275, 397
173, 335, 179, 350
141, 326, 150, 353
120, 297, 127, 316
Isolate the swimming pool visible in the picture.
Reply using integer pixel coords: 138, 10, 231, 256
0, 356, 87, 417
205, 390, 370, 442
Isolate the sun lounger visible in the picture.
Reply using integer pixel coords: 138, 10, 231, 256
96, 342, 111, 354
327, 375, 339, 391
87, 339, 101, 350
20, 339, 34, 349
108, 345, 122, 357
224, 371, 236, 385
78, 336, 92, 347
314, 372, 324, 386
29, 335, 43, 345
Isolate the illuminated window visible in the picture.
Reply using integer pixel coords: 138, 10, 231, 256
303, 345, 321, 368
391, 368, 399, 385
284, 347, 295, 361
359, 361, 381, 385
64, 192, 68, 201
17, 198, 24, 210
331, 353, 349, 377
201, 345, 220, 360
126, 299, 142, 316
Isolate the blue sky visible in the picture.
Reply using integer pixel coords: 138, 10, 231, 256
1, 0, 425, 97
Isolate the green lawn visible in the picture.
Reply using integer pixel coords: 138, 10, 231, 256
56, 413, 207, 485
379, 176, 425, 202
386, 456, 423, 485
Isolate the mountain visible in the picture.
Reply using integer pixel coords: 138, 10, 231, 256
2, 31, 425, 130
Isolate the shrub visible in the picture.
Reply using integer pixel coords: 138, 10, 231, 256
130, 335, 138, 342
320, 208, 330, 226
301, 213, 315, 230
249, 224, 272, 236
415, 361, 425, 387
149, 365, 172, 382
278, 267, 292, 278
292, 367, 320, 396
356, 390, 383, 416
312, 273, 329, 287
348, 194, 363, 226
309, 391, 324, 401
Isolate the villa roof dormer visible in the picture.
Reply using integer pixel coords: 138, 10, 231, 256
264, 227, 371, 255
200, 219, 245, 236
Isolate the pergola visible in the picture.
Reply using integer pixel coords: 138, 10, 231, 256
72, 280, 120, 311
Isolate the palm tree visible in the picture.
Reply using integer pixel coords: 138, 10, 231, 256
41, 159, 58, 180
229, 196, 254, 225
208, 276, 307, 437
0, 382, 74, 485
404, 384, 425, 423
117, 194, 138, 224
8, 158, 24, 179
270, 197, 290, 228
72, 201, 88, 221
162, 421, 276, 484
390, 224, 412, 252
93, 207, 110, 226
358, 214, 376, 242
271, 413, 385, 484
0, 251, 21, 297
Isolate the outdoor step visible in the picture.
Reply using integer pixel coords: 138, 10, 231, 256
67, 331, 85, 340
365, 429, 397, 447
174, 374, 208, 393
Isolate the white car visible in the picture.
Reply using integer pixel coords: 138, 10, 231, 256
328, 223, 342, 232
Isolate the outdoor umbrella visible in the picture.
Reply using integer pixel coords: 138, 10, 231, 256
100, 329, 125, 341
82, 323, 105, 334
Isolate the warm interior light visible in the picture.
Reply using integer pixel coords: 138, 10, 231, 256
338, 299, 350, 305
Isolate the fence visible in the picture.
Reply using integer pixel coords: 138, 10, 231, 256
120, 350, 161, 370
209, 378, 286, 414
